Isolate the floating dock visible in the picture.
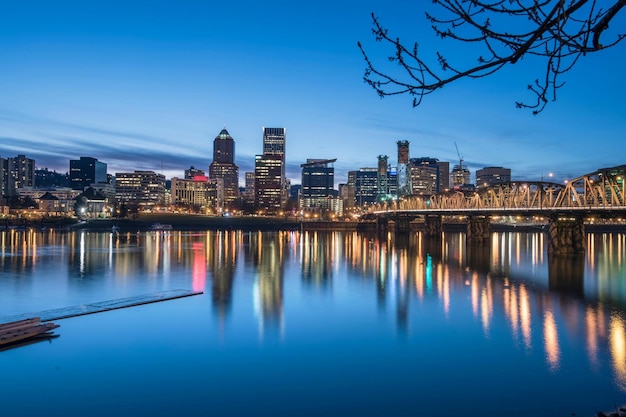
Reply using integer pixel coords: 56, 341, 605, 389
0, 289, 203, 324
0, 317, 60, 350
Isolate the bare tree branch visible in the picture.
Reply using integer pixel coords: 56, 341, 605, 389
358, 0, 626, 114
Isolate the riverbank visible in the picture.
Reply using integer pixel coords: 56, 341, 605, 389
75, 214, 300, 232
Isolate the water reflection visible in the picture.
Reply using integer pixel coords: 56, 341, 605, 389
2, 228, 626, 394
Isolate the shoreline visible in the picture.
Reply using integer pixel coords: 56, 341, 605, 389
5, 214, 626, 234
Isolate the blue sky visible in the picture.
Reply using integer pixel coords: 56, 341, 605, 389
1, 0, 624, 186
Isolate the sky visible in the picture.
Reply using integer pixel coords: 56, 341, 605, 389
1, 0, 624, 187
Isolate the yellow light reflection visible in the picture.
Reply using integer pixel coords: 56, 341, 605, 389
585, 307, 599, 369
543, 310, 560, 372
610, 315, 626, 391
519, 285, 532, 350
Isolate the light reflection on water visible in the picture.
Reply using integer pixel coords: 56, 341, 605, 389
1, 228, 626, 416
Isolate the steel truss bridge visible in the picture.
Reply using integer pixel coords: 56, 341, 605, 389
367, 165, 626, 253
371, 165, 626, 215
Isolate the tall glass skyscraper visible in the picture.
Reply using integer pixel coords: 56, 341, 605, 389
255, 127, 286, 211
209, 128, 239, 206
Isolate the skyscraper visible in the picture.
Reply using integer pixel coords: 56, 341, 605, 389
397, 141, 411, 197
377, 155, 389, 202
255, 154, 283, 213
263, 127, 286, 202
209, 128, 239, 206
255, 127, 286, 212
69, 157, 107, 191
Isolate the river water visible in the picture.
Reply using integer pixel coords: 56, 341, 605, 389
1, 229, 625, 417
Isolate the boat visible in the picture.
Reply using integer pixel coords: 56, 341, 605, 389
149, 223, 173, 231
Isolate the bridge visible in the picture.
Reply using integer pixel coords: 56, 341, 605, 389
366, 164, 626, 254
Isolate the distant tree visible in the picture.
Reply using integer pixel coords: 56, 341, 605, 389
8, 195, 38, 209
35, 168, 69, 188
358, 1, 626, 114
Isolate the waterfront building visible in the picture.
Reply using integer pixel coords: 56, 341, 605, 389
115, 171, 166, 210
75, 187, 109, 218
209, 129, 239, 206
255, 154, 283, 213
69, 157, 107, 191
300, 159, 336, 212
476, 166, 512, 189
1, 154, 35, 197
171, 176, 221, 212
18, 187, 80, 215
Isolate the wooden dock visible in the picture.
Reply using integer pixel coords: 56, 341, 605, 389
0, 317, 60, 349
0, 289, 203, 324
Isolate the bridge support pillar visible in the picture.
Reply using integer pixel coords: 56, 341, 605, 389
467, 216, 490, 244
424, 215, 442, 238
547, 216, 585, 254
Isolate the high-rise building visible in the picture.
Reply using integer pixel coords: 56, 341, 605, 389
243, 172, 255, 203
397, 141, 412, 197
352, 168, 378, 206
262, 127, 286, 202
476, 166, 511, 189
209, 129, 239, 206
254, 127, 287, 212
69, 157, 107, 191
255, 154, 283, 213
410, 157, 449, 195
377, 155, 390, 202
115, 171, 166, 209
300, 159, 336, 211
451, 165, 471, 188
1, 154, 35, 197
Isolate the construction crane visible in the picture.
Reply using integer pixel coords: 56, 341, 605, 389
454, 142, 463, 172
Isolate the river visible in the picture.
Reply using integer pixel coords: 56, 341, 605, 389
0, 229, 625, 416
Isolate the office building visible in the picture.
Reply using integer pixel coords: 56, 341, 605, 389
255, 154, 283, 213
397, 141, 411, 197
115, 171, 166, 209
476, 167, 511, 189
209, 129, 239, 206
262, 127, 286, 203
300, 159, 336, 211
242, 172, 255, 203
171, 176, 221, 212
451, 165, 471, 188
377, 155, 390, 202
1, 154, 35, 197
351, 168, 378, 206
410, 157, 450, 195
69, 157, 107, 191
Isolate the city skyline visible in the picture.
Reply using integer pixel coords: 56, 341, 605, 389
1, 1, 624, 186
